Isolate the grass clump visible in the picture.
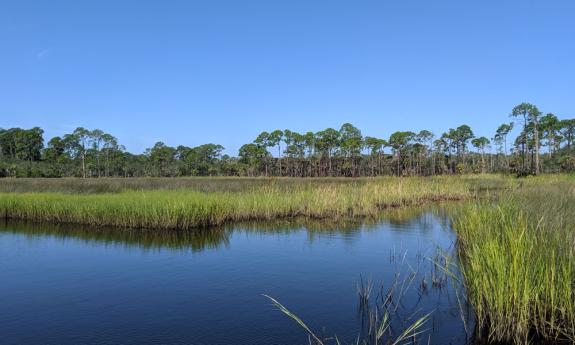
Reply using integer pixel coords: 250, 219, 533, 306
264, 294, 431, 345
263, 268, 439, 345
454, 179, 575, 343
0, 176, 504, 230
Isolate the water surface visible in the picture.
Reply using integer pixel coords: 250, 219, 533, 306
0, 207, 472, 345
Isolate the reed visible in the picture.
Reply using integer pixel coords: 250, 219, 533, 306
0, 175, 512, 194
454, 178, 575, 343
0, 176, 507, 230
264, 267, 435, 345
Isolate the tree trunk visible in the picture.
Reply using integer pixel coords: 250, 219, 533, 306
82, 153, 86, 178
534, 120, 540, 175
277, 144, 282, 176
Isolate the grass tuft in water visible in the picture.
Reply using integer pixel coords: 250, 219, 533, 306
263, 294, 431, 345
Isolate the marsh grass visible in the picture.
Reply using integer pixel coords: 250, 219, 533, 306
263, 243, 472, 345
0, 176, 508, 230
0, 177, 310, 194
0, 175, 513, 194
454, 178, 575, 344
264, 280, 432, 345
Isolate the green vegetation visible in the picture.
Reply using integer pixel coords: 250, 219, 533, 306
454, 175, 575, 343
0, 176, 506, 229
264, 294, 431, 345
2, 135, 575, 345
1, 104, 574, 177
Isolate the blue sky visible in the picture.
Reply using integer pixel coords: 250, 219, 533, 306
1, 0, 574, 155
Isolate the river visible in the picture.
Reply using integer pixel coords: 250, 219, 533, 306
0, 206, 473, 345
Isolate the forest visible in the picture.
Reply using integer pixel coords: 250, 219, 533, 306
1, 103, 574, 178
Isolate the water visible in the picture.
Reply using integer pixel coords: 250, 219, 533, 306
0, 207, 473, 345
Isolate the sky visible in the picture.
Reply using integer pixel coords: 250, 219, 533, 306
1, 0, 574, 155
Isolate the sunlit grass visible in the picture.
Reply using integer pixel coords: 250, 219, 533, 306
0, 176, 510, 229
454, 178, 575, 343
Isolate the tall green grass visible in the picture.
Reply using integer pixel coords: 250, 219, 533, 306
454, 178, 575, 343
0, 175, 512, 194
0, 176, 508, 229
0, 177, 368, 194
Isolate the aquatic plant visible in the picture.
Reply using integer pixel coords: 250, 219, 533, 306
264, 287, 432, 345
454, 179, 575, 343
263, 245, 472, 345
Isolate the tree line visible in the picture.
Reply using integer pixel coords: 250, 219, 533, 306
1, 103, 574, 178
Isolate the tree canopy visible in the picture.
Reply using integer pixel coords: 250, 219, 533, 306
1, 103, 573, 177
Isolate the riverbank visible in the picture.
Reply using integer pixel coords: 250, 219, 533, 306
454, 175, 575, 344
0, 175, 508, 230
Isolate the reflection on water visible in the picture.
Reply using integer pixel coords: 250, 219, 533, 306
0, 219, 232, 252
0, 205, 473, 345
1, 206, 454, 252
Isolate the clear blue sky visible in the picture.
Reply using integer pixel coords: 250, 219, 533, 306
1, 0, 574, 155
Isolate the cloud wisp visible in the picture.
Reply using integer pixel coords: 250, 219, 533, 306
36, 49, 50, 61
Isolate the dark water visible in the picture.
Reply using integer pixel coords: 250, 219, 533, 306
0, 207, 473, 345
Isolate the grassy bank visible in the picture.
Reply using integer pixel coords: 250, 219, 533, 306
454, 176, 575, 343
0, 175, 508, 229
